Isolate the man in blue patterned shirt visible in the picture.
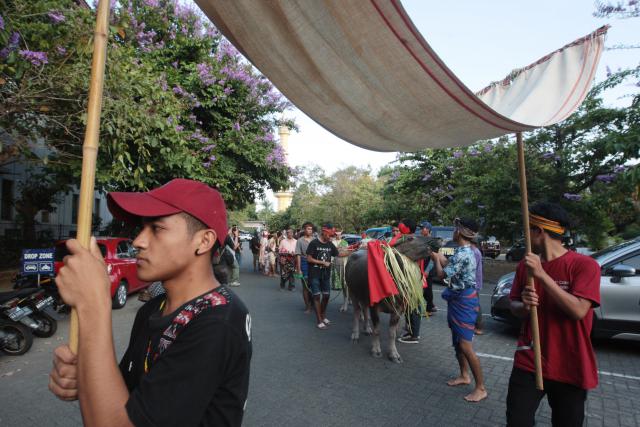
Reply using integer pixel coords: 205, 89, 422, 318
431, 217, 487, 403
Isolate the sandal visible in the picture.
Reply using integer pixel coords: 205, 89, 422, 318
317, 323, 328, 330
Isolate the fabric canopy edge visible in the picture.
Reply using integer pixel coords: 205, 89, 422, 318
476, 25, 610, 97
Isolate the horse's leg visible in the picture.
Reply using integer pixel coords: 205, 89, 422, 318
351, 299, 361, 343
388, 311, 403, 363
370, 305, 382, 358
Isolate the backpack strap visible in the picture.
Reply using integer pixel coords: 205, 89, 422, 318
144, 287, 230, 373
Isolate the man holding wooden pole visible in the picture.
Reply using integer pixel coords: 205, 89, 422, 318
506, 201, 601, 426
48, 179, 252, 427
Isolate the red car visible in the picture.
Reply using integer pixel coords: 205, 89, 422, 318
54, 237, 149, 309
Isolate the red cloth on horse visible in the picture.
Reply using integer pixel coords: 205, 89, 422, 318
367, 240, 398, 306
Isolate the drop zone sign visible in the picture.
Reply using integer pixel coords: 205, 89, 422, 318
21, 248, 55, 275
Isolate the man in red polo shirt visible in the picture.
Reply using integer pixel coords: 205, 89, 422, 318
507, 202, 600, 427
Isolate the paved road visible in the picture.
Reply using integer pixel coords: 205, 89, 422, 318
1, 248, 639, 426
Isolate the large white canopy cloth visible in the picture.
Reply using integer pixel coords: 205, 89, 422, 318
194, 0, 607, 152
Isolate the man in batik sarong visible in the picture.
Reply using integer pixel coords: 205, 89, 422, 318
278, 228, 298, 291
431, 217, 487, 403
295, 222, 315, 313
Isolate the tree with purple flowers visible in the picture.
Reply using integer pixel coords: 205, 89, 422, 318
1, 0, 293, 215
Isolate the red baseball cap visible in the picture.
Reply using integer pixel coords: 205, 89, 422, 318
107, 179, 228, 245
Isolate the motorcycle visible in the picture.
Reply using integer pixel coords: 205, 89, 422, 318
12, 273, 68, 314
0, 287, 58, 339
0, 319, 33, 356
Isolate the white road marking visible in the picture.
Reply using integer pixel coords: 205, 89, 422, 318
476, 353, 640, 381
477, 352, 514, 361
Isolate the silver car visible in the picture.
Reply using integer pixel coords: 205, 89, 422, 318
491, 237, 640, 341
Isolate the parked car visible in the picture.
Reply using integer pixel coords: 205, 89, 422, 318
491, 237, 640, 340
479, 236, 501, 258
342, 234, 362, 250
239, 231, 253, 242
54, 237, 149, 309
431, 226, 456, 257
505, 239, 526, 262
365, 226, 392, 241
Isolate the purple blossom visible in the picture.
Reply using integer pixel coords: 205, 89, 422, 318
136, 29, 156, 50
205, 26, 218, 38
446, 165, 455, 172
447, 184, 454, 191
203, 155, 216, 168
202, 144, 216, 152
453, 151, 463, 159
190, 130, 209, 144
143, 0, 159, 7
167, 116, 174, 125
477, 204, 485, 209
446, 194, 454, 201
563, 193, 582, 202
171, 61, 178, 69
55, 46, 67, 55
223, 86, 234, 96
469, 149, 480, 157
47, 11, 66, 24
175, 125, 184, 132
483, 145, 493, 153
266, 145, 287, 165
0, 14, 4, 30
260, 132, 275, 143
188, 114, 196, 122
614, 165, 626, 173
196, 62, 216, 86
9, 31, 20, 47
158, 75, 168, 91
232, 122, 241, 131
606, 65, 612, 78
389, 171, 400, 181
173, 85, 188, 97
19, 50, 48, 66
596, 174, 616, 183
542, 152, 555, 160
421, 173, 432, 182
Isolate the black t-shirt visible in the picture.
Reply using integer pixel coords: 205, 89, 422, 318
249, 236, 260, 254
119, 286, 252, 427
305, 239, 339, 279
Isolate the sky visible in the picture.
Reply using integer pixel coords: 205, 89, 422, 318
281, 1, 639, 176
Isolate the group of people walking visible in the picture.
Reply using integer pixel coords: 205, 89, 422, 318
248, 222, 352, 328
246, 203, 602, 424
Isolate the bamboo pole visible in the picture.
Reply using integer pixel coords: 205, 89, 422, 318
516, 132, 544, 391
69, 0, 110, 353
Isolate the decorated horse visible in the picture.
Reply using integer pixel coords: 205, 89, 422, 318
345, 235, 439, 363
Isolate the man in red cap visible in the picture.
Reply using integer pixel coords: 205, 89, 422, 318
48, 179, 252, 427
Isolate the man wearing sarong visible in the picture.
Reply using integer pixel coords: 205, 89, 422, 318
295, 222, 315, 313
431, 217, 487, 402
278, 228, 297, 291
330, 228, 350, 290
